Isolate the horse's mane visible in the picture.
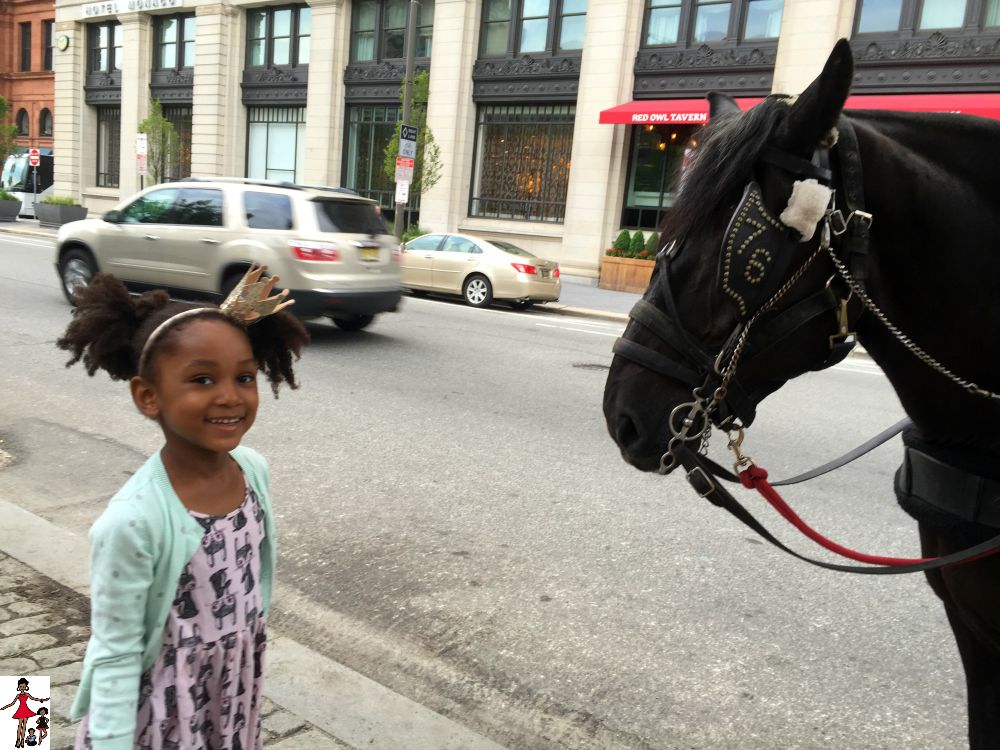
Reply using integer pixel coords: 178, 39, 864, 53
662, 96, 792, 247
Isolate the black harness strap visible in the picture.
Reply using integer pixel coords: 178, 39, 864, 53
834, 117, 870, 289
676, 443, 1000, 574
612, 337, 702, 387
897, 446, 1000, 528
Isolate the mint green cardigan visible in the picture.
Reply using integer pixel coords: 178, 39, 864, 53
70, 446, 276, 750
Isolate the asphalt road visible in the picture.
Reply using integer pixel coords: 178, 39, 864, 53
0, 234, 966, 749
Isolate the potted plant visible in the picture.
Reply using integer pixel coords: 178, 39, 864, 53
0, 189, 20, 222
599, 229, 657, 293
34, 195, 88, 228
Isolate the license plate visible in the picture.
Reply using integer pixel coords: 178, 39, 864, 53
540, 269, 550, 279
359, 247, 380, 261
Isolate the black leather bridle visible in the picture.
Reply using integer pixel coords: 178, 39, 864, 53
613, 115, 870, 474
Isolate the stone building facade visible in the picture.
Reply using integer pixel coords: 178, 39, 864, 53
49, 0, 1000, 278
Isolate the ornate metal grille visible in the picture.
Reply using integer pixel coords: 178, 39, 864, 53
96, 105, 121, 188
163, 105, 193, 182
470, 104, 575, 223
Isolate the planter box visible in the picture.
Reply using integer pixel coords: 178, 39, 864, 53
599, 255, 655, 294
0, 200, 20, 222
34, 202, 88, 228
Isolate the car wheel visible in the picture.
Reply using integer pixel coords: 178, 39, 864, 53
463, 275, 493, 308
58, 248, 97, 304
508, 300, 533, 311
332, 314, 375, 331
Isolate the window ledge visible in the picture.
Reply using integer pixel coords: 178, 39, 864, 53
458, 217, 564, 238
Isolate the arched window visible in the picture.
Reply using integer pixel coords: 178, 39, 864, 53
15, 109, 29, 136
39, 108, 53, 136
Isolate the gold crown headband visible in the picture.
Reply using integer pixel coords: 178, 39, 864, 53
137, 264, 294, 373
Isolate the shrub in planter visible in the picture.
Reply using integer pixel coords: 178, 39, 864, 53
606, 229, 631, 257
644, 230, 659, 254
0, 189, 20, 222
35, 195, 88, 228
401, 225, 430, 244
628, 230, 646, 257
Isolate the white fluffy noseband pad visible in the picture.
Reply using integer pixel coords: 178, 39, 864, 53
779, 179, 832, 242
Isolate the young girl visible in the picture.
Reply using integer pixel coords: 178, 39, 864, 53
1, 678, 48, 748
58, 268, 308, 750
34, 707, 48, 745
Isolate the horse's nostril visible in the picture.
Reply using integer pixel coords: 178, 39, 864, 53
616, 414, 642, 452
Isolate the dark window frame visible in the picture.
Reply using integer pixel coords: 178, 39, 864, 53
39, 108, 53, 137
88, 21, 123, 73
43, 20, 54, 70
162, 104, 193, 182
639, 0, 784, 49
478, 0, 590, 58
245, 5, 311, 68
468, 103, 576, 224
15, 109, 30, 136
20, 22, 32, 71
350, 0, 435, 63
852, 0, 996, 36
154, 13, 196, 71
96, 105, 121, 188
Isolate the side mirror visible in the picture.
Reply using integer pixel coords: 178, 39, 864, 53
103, 209, 122, 223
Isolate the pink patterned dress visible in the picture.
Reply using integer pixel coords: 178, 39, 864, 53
76, 480, 268, 750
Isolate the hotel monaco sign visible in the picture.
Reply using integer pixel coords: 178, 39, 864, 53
81, 0, 183, 18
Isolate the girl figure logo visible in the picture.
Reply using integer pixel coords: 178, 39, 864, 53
57, 267, 308, 750
0, 677, 49, 748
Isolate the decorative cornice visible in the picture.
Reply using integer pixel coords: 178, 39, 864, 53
635, 43, 777, 73
472, 54, 581, 81
850, 33, 1000, 92
472, 77, 578, 102
345, 60, 430, 84
852, 33, 1000, 63
84, 86, 122, 104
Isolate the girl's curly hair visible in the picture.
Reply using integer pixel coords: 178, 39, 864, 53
56, 273, 309, 396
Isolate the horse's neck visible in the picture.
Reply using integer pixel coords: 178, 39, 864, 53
850, 112, 1000, 455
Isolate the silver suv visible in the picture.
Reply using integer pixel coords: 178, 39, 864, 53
55, 178, 402, 331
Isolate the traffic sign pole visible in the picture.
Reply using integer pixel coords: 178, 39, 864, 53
28, 148, 40, 207
393, 0, 420, 241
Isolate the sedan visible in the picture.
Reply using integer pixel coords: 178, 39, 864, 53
400, 233, 561, 309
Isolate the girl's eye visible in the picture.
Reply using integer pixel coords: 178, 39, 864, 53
192, 376, 214, 385
238, 373, 257, 384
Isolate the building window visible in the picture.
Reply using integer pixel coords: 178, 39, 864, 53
344, 103, 400, 209
39, 109, 53, 137
642, 0, 782, 46
622, 123, 698, 230
156, 14, 196, 69
246, 6, 311, 67
16, 109, 30, 136
480, 0, 589, 57
470, 104, 575, 223
854, 0, 997, 34
351, 0, 434, 62
43, 21, 54, 70
247, 106, 306, 182
89, 22, 123, 73
163, 105, 193, 181
97, 105, 121, 188
20, 23, 32, 71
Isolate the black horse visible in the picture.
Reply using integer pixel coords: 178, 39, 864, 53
603, 39, 1000, 749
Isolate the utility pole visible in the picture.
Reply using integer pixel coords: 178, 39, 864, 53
393, 0, 420, 240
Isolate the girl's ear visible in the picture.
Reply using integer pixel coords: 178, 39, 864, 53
131, 376, 161, 419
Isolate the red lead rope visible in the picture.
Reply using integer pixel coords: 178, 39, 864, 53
738, 465, 934, 566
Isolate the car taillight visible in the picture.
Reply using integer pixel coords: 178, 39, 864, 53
511, 263, 537, 275
290, 241, 340, 262
553, 268, 560, 278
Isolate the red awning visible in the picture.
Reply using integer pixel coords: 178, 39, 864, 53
599, 93, 1000, 125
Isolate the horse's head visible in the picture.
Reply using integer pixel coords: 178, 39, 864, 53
604, 40, 859, 472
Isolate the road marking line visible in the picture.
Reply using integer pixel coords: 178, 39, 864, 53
535, 322, 619, 337
2, 238, 53, 249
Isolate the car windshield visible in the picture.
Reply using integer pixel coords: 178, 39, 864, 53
1, 156, 28, 191
314, 199, 387, 235
490, 240, 536, 258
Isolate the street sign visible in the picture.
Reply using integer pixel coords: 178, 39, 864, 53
395, 180, 410, 203
394, 156, 414, 183
137, 153, 148, 177
28, 148, 40, 167
399, 125, 418, 159
136, 133, 148, 156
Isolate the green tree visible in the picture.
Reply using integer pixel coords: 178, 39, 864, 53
137, 99, 180, 186
0, 96, 20, 167
629, 230, 646, 256
611, 229, 631, 253
382, 71, 442, 200
644, 230, 659, 254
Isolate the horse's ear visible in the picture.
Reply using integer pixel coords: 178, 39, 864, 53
777, 39, 854, 153
708, 92, 741, 119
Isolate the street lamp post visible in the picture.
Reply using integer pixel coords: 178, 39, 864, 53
393, 0, 420, 240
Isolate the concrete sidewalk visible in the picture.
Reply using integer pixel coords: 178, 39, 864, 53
0, 494, 508, 750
